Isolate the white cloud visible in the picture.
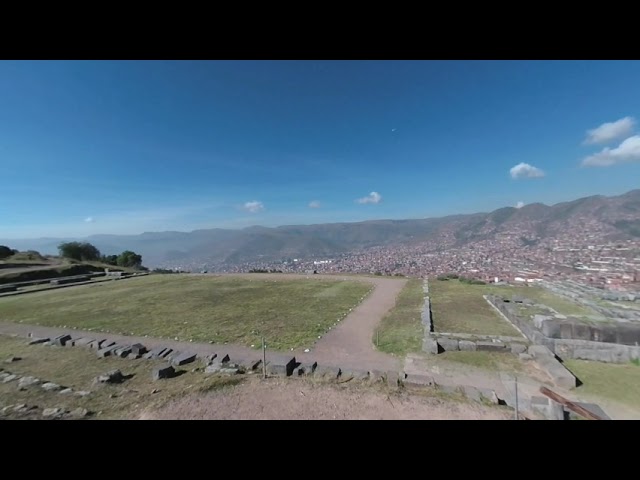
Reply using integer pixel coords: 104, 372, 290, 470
356, 191, 382, 204
308, 200, 321, 208
242, 201, 265, 213
584, 116, 635, 145
515, 201, 525, 209
581, 135, 640, 167
509, 163, 545, 179
84, 217, 94, 223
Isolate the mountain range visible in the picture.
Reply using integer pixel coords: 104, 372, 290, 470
3, 190, 640, 268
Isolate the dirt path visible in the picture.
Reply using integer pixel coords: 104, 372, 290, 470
295, 276, 405, 372
0, 273, 406, 373
139, 377, 512, 420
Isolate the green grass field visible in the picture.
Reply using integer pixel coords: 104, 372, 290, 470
429, 279, 596, 335
0, 275, 371, 350
374, 278, 423, 356
429, 280, 521, 336
564, 359, 640, 410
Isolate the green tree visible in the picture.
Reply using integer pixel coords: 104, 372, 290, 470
117, 250, 143, 268
0, 245, 13, 259
58, 242, 101, 261
100, 254, 118, 266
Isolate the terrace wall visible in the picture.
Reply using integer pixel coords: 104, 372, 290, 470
486, 295, 640, 364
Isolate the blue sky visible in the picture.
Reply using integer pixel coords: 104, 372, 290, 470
2, 60, 640, 239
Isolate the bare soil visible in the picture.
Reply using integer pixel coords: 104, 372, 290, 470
139, 376, 512, 420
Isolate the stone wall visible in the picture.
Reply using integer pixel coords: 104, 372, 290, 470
535, 316, 640, 346
486, 295, 640, 364
425, 332, 529, 354
421, 281, 529, 355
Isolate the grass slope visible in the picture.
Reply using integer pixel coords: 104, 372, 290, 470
0, 275, 370, 350
564, 359, 640, 410
374, 278, 424, 356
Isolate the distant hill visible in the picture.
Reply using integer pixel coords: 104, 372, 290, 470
3, 189, 640, 267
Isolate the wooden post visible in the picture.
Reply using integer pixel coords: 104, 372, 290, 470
262, 336, 266, 379
540, 386, 605, 420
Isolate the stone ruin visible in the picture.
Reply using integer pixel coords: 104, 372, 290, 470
486, 294, 640, 364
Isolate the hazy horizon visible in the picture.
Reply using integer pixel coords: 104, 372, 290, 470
2, 186, 638, 242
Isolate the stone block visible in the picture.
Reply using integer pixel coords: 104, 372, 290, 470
459, 340, 477, 351
28, 337, 49, 345
353, 370, 370, 381
17, 376, 41, 389
74, 338, 95, 347
131, 343, 147, 355
369, 370, 384, 383
314, 366, 341, 380
476, 341, 506, 352
53, 334, 72, 347
437, 338, 459, 352
94, 369, 125, 384
158, 348, 173, 359
114, 346, 132, 358
41, 382, 62, 392
422, 336, 439, 354
42, 408, 65, 418
152, 364, 175, 381
238, 358, 263, 371
69, 408, 90, 418
519, 353, 533, 361
165, 350, 179, 362
267, 355, 296, 376
403, 374, 435, 389
510, 343, 528, 354
97, 345, 117, 358
145, 347, 166, 359
219, 367, 240, 375
171, 352, 197, 366
386, 371, 399, 388
338, 370, 356, 382
204, 362, 223, 374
